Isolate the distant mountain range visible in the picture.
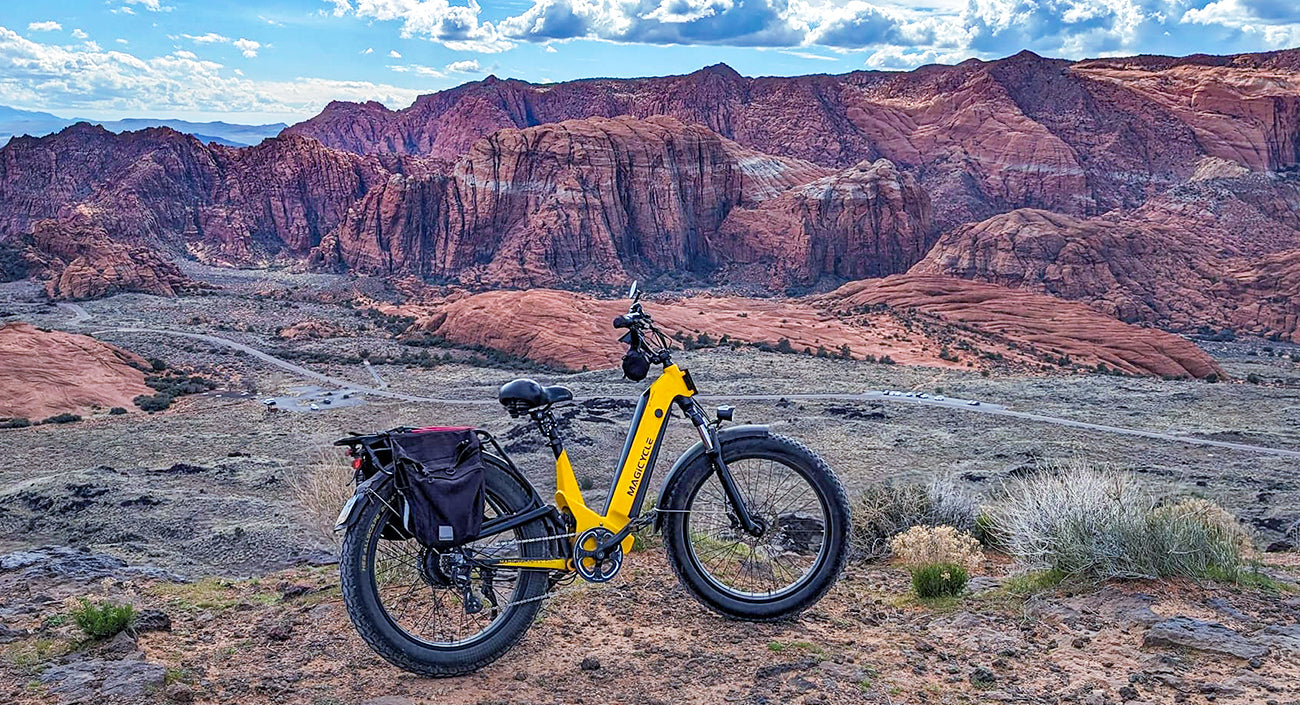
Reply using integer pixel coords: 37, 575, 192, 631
1, 49, 1298, 353
0, 106, 286, 147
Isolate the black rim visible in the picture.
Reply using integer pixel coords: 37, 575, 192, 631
682, 451, 832, 601
365, 489, 529, 648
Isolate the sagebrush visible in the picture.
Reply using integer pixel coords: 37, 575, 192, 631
850, 477, 978, 558
984, 464, 1251, 580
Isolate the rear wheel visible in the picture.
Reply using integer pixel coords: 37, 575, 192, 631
662, 435, 851, 621
339, 459, 551, 676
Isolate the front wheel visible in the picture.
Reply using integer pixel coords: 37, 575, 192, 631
661, 434, 851, 621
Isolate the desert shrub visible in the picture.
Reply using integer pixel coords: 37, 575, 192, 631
73, 599, 135, 640
850, 478, 978, 559
910, 563, 970, 598
41, 413, 81, 424
0, 418, 32, 429
108, 407, 127, 415
984, 465, 1250, 580
134, 393, 173, 412
288, 447, 356, 546
889, 525, 981, 598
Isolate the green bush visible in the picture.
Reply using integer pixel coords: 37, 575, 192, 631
0, 418, 32, 429
984, 464, 1250, 580
108, 407, 127, 415
73, 599, 135, 640
134, 393, 174, 412
41, 413, 81, 424
910, 563, 968, 598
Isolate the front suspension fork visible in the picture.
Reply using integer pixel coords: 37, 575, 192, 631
677, 399, 763, 536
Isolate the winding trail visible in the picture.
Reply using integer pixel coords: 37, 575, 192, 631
56, 302, 91, 325
89, 326, 1300, 460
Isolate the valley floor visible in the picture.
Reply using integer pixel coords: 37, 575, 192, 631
1, 282, 1298, 704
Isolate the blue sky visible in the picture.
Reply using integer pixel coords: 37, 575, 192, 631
1, 0, 1298, 123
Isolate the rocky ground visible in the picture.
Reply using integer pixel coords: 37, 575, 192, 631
1, 282, 1298, 703
1, 544, 1297, 705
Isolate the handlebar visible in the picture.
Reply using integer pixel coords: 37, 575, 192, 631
612, 299, 672, 368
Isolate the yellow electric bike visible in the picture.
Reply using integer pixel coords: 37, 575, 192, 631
335, 283, 852, 676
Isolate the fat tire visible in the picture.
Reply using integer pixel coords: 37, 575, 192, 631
661, 434, 851, 621
339, 460, 550, 676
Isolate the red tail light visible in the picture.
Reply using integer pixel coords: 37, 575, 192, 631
351, 457, 363, 470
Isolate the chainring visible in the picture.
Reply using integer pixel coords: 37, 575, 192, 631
574, 527, 623, 583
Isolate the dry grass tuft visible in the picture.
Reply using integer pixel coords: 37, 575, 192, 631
850, 476, 978, 559
985, 463, 1252, 580
288, 446, 355, 547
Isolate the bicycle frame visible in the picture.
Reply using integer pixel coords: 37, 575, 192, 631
488, 364, 698, 572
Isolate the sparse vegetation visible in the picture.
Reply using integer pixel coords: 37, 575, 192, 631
889, 525, 981, 598
288, 447, 356, 546
109, 407, 127, 415
0, 417, 32, 429
984, 464, 1251, 580
134, 373, 218, 412
850, 478, 978, 559
40, 413, 81, 425
72, 599, 135, 640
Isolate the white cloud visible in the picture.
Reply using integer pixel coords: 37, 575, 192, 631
389, 63, 446, 77
445, 58, 481, 73
389, 49, 402, 57
330, 0, 1300, 71
778, 50, 838, 61
340, 0, 515, 52
124, 0, 170, 11
0, 25, 422, 119
116, 38, 129, 45
233, 38, 261, 58
72, 29, 89, 40
183, 32, 230, 44
544, 44, 557, 52
27, 21, 62, 32
112, 6, 136, 15
362, 46, 374, 54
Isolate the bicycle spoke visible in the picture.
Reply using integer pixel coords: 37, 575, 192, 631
684, 455, 828, 597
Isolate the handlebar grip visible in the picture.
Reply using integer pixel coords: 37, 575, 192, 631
613, 315, 635, 329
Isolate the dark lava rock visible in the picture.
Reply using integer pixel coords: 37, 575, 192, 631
0, 623, 25, 643
969, 667, 996, 686
277, 582, 313, 599
1143, 617, 1269, 659
580, 656, 601, 671
0, 545, 185, 582
159, 463, 208, 475
1119, 684, 1139, 701
40, 658, 167, 701
131, 609, 172, 633
1265, 540, 1294, 553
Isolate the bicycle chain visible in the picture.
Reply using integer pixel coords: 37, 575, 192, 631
474, 513, 661, 610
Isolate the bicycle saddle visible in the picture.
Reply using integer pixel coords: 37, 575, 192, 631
498, 378, 573, 416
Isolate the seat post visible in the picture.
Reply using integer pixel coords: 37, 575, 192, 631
530, 407, 565, 458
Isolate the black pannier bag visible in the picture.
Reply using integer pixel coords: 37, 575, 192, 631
389, 427, 485, 547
